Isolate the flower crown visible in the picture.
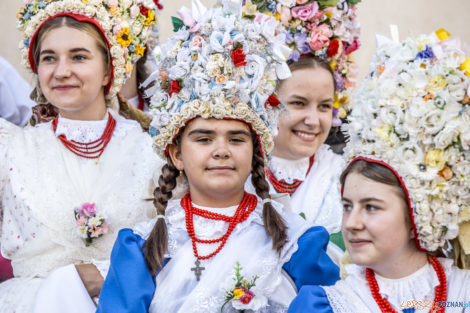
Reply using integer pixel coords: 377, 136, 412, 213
343, 30, 470, 252
147, 0, 292, 161
246, 0, 361, 126
17, 0, 163, 107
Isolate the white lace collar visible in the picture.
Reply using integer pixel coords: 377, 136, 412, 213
37, 109, 140, 143
345, 258, 454, 309
268, 155, 311, 184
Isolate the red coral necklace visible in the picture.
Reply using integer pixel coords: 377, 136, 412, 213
181, 192, 258, 281
52, 112, 116, 159
266, 155, 314, 196
366, 255, 447, 313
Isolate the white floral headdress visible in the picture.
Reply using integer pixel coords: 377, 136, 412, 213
17, 0, 163, 108
343, 29, 470, 252
246, 0, 361, 126
147, 0, 292, 162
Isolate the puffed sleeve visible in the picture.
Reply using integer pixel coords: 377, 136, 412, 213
96, 229, 156, 313
287, 285, 333, 313
283, 226, 340, 290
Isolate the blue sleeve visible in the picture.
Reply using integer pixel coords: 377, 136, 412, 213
288, 285, 333, 313
96, 229, 155, 313
283, 226, 340, 290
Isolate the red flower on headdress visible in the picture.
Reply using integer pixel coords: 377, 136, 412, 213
231, 48, 247, 67
327, 39, 340, 58
265, 95, 281, 108
140, 5, 149, 17
169, 80, 181, 97
153, 0, 164, 10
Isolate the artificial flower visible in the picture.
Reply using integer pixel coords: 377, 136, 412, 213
117, 27, 132, 47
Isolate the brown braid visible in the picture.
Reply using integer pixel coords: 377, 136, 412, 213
250, 134, 288, 253
144, 156, 179, 274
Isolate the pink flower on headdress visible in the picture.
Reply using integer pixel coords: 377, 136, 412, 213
291, 2, 319, 21
345, 39, 361, 55
190, 35, 203, 49
309, 24, 333, 50
177, 7, 196, 28
279, 6, 292, 26
296, 0, 309, 4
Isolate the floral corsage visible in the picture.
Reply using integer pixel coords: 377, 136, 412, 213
74, 203, 109, 246
221, 262, 267, 312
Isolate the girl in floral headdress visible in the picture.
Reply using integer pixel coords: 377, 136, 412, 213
97, 2, 339, 313
246, 0, 361, 264
288, 30, 470, 313
0, 1, 163, 312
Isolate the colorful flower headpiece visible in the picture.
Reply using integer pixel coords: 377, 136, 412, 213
17, 0, 163, 107
245, 0, 361, 126
343, 30, 470, 252
147, 0, 292, 161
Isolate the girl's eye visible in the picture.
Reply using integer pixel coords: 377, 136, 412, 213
342, 203, 352, 212
319, 103, 333, 111
289, 101, 304, 107
229, 137, 245, 143
73, 54, 87, 61
365, 204, 379, 212
41, 56, 54, 63
195, 137, 211, 143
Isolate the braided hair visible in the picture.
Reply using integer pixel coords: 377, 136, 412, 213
144, 129, 288, 274
251, 133, 287, 253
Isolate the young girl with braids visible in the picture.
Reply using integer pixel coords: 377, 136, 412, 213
288, 31, 470, 313
97, 2, 339, 312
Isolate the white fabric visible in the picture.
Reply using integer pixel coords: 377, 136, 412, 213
268, 156, 311, 184
134, 198, 309, 313
0, 113, 163, 313
32, 264, 96, 313
0, 56, 35, 127
323, 258, 470, 313
127, 95, 149, 112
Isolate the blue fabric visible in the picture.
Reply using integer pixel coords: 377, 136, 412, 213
283, 226, 340, 290
403, 309, 415, 313
96, 229, 156, 313
288, 285, 333, 313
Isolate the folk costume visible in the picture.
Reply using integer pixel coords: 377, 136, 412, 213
0, 0, 163, 312
245, 0, 362, 262
288, 31, 470, 313
97, 2, 339, 313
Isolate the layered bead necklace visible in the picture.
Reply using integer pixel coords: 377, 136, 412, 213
366, 255, 447, 313
181, 192, 258, 281
52, 112, 116, 159
266, 155, 314, 196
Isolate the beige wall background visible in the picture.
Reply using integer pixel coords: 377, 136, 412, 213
1, 0, 468, 85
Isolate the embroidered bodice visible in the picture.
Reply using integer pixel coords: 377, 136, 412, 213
0, 113, 163, 278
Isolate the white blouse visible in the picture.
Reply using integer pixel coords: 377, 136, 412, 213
323, 258, 470, 313
0, 110, 163, 313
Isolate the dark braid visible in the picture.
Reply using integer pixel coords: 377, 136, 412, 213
144, 156, 179, 274
250, 134, 288, 253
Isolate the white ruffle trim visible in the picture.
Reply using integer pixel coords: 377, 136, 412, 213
345, 258, 455, 310
37, 109, 140, 143
268, 156, 311, 183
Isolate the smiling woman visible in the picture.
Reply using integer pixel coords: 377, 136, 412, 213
0, 1, 164, 313
34, 17, 110, 120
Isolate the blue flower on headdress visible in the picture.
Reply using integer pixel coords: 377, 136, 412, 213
149, 126, 159, 137
266, 1, 277, 14
286, 32, 309, 62
23, 38, 31, 48
38, 1, 47, 8
416, 45, 434, 60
